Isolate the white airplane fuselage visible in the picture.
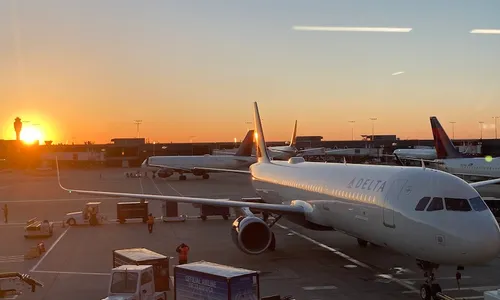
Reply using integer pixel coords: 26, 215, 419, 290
436, 157, 500, 178
393, 148, 437, 160
144, 155, 256, 171
249, 159, 500, 266
267, 146, 296, 160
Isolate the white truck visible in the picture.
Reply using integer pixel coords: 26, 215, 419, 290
63, 202, 107, 226
102, 265, 167, 300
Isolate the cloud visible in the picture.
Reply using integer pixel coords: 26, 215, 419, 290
292, 26, 412, 33
470, 29, 500, 35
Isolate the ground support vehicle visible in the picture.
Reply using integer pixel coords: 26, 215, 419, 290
102, 265, 166, 300
63, 202, 107, 226
112, 248, 170, 292
24, 218, 53, 238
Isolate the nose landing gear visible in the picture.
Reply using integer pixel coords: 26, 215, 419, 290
416, 260, 441, 300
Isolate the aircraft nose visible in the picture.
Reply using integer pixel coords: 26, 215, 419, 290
464, 217, 500, 263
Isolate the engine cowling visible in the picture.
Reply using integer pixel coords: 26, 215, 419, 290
157, 169, 173, 178
231, 216, 272, 255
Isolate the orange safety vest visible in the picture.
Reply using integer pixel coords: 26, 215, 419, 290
147, 216, 154, 224
179, 246, 189, 260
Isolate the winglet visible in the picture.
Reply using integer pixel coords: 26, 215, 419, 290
56, 157, 71, 193
343, 157, 347, 165
253, 102, 271, 163
421, 159, 426, 169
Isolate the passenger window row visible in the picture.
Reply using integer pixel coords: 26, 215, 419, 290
275, 179, 377, 204
459, 165, 499, 170
415, 196, 488, 212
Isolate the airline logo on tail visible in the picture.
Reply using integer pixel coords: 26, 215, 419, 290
430, 117, 463, 159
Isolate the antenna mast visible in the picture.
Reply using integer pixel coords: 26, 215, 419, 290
134, 120, 142, 138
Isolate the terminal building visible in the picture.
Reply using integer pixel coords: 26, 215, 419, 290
1, 117, 500, 169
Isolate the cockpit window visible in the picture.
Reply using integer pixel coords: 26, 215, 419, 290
426, 197, 444, 211
444, 198, 472, 212
415, 197, 431, 211
469, 196, 488, 212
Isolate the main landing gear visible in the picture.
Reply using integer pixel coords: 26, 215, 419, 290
179, 175, 187, 181
202, 174, 210, 179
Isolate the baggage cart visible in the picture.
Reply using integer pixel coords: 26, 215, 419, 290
117, 201, 149, 224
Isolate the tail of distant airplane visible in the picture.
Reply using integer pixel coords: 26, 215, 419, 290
289, 120, 298, 147
234, 130, 255, 157
430, 116, 464, 159
253, 102, 271, 163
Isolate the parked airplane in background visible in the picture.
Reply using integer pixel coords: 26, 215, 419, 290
267, 120, 325, 160
404, 117, 500, 179
214, 120, 324, 160
141, 130, 256, 180
57, 102, 500, 300
393, 148, 437, 160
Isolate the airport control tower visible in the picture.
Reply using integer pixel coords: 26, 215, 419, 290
13, 117, 22, 141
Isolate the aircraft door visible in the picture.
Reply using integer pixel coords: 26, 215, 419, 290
383, 179, 408, 229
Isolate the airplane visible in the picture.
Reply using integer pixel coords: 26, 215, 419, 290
140, 130, 256, 180
393, 148, 437, 160
266, 120, 325, 160
56, 102, 500, 300
402, 116, 500, 179
214, 120, 324, 160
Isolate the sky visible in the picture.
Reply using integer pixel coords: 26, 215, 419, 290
1, 0, 500, 143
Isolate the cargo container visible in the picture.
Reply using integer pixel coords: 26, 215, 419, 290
174, 261, 259, 300
116, 201, 149, 224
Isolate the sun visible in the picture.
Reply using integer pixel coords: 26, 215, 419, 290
21, 127, 43, 144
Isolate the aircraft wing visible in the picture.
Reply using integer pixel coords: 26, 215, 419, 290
192, 167, 251, 174
147, 163, 192, 173
297, 147, 325, 153
56, 160, 300, 215
469, 178, 500, 188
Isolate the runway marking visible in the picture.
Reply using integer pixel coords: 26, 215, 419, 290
31, 270, 110, 276
402, 285, 500, 294
139, 177, 145, 194
0, 255, 24, 264
302, 285, 337, 291
30, 227, 70, 272
275, 224, 418, 293
1, 197, 119, 203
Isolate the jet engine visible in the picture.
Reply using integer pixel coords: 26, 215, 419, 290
231, 216, 272, 255
156, 169, 174, 178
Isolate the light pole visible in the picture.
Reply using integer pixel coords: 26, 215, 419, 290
153, 141, 156, 156
493, 116, 499, 139
369, 118, 377, 144
449, 121, 456, 140
348, 120, 355, 141
189, 136, 196, 155
479, 121, 484, 140
134, 120, 142, 138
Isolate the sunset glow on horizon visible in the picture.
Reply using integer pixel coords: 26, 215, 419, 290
1, 1, 499, 144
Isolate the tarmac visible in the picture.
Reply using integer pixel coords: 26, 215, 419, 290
1, 168, 500, 300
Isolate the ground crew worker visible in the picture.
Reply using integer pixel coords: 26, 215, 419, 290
147, 213, 154, 233
176, 243, 190, 265
2, 204, 8, 223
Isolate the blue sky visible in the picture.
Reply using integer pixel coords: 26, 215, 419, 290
1, 0, 499, 142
